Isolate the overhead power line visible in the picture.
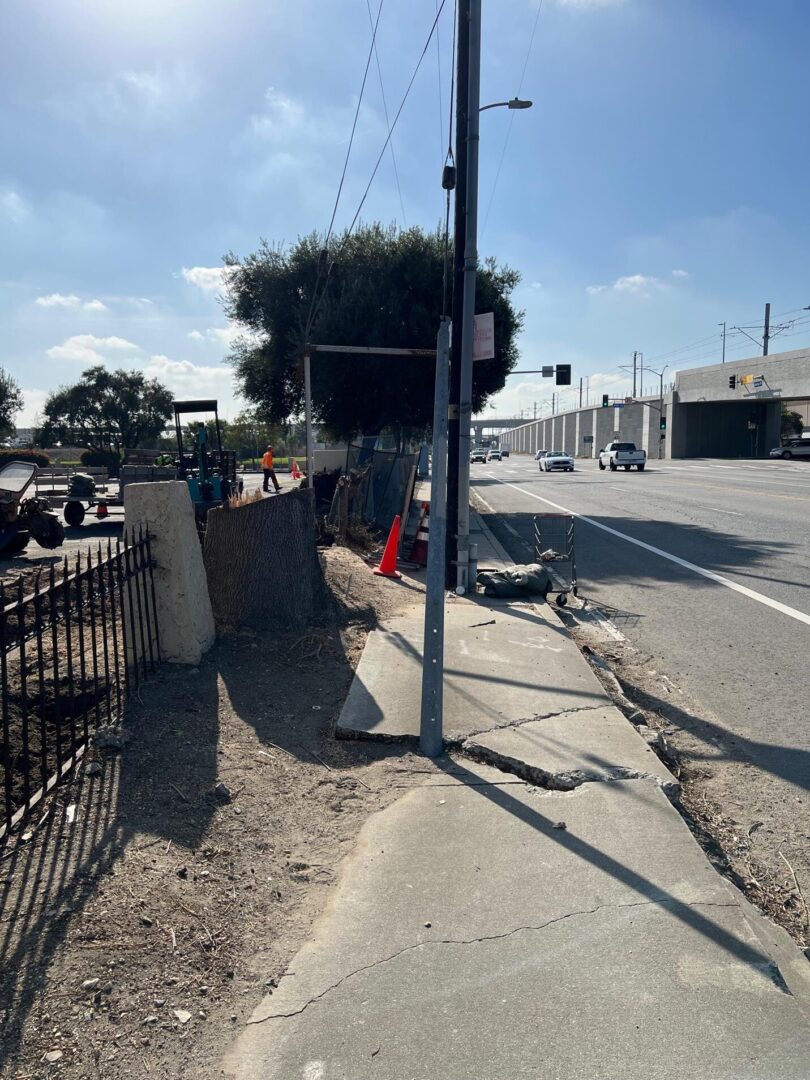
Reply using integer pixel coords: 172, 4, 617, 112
365, 0, 407, 227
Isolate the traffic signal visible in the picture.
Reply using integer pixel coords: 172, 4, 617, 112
555, 364, 571, 386
602, 394, 610, 407
659, 417, 667, 432
728, 375, 737, 389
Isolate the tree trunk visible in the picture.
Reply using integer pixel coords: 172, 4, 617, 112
203, 489, 332, 630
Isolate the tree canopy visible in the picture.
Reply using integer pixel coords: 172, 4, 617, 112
40, 366, 174, 454
223, 223, 523, 441
0, 367, 23, 439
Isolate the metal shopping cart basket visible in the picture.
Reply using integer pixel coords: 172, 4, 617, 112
534, 513, 578, 607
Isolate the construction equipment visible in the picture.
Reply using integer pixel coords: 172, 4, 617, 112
173, 400, 240, 519
0, 461, 65, 555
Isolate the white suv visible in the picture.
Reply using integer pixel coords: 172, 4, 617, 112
770, 438, 810, 460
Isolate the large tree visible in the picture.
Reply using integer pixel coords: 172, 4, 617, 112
40, 366, 174, 454
223, 223, 523, 441
0, 367, 24, 439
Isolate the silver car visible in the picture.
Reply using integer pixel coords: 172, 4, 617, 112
540, 451, 574, 473
769, 438, 810, 460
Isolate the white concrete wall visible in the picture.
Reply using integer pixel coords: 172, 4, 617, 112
124, 481, 215, 665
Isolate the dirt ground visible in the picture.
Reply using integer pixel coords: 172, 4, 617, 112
0, 545, 438, 1080
565, 608, 810, 950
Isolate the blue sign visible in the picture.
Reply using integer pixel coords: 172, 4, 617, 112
753, 379, 764, 388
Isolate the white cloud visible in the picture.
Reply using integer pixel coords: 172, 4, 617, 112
53, 66, 199, 130
35, 292, 106, 310
181, 266, 234, 294
187, 330, 205, 342
530, 282, 543, 290
1, 190, 30, 223
46, 334, 139, 364
36, 293, 81, 308
188, 325, 246, 348
671, 268, 689, 278
587, 273, 665, 295
143, 355, 237, 402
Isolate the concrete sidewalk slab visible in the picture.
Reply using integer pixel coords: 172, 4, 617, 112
222, 764, 810, 1080
464, 704, 678, 794
336, 600, 609, 744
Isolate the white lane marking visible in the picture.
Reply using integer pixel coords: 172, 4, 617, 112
707, 507, 743, 516
475, 490, 496, 512
487, 478, 810, 628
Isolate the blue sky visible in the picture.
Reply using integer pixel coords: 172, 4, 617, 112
2, 0, 810, 426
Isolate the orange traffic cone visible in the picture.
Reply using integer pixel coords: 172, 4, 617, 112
95, 502, 108, 519
373, 515, 402, 579
291, 459, 302, 480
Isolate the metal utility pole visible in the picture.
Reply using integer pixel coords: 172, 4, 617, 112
533, 400, 537, 419
445, 0, 471, 588
632, 351, 638, 398
646, 364, 668, 459
639, 353, 644, 397
763, 303, 771, 355
454, 0, 481, 595
420, 317, 451, 758
719, 321, 726, 364
579, 377, 583, 408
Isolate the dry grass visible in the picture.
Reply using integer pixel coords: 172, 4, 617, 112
226, 489, 264, 509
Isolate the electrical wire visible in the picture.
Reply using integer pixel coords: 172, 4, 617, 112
365, 0, 407, 227
325, 0, 385, 246
304, 0, 385, 342
480, 0, 544, 238
306, 0, 449, 338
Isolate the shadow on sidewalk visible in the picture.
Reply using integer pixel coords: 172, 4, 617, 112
438, 757, 781, 975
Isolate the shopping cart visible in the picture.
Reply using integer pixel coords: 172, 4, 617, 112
534, 513, 578, 607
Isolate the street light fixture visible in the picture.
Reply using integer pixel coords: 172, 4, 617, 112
479, 97, 533, 112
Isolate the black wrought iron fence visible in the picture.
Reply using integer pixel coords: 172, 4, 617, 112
0, 528, 160, 841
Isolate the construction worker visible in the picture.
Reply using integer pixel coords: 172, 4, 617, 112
261, 445, 281, 494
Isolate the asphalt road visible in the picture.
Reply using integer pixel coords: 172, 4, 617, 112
471, 455, 809, 850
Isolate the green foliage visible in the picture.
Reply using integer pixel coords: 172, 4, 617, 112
781, 408, 804, 438
80, 448, 121, 477
0, 448, 50, 467
223, 223, 523, 440
0, 367, 24, 439
40, 366, 174, 455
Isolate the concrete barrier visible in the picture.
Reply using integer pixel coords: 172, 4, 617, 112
124, 481, 215, 665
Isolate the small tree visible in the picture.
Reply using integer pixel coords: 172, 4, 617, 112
40, 366, 174, 457
0, 367, 23, 440
781, 407, 804, 439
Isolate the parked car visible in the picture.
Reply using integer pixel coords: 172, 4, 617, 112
598, 441, 647, 472
539, 451, 574, 473
534, 448, 549, 461
470, 448, 488, 464
769, 438, 810, 460
487, 449, 502, 462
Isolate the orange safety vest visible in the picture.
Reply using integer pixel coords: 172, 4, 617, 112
261, 451, 274, 469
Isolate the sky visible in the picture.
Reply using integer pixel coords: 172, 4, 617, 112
2, 0, 810, 427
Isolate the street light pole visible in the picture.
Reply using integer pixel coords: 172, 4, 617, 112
718, 321, 726, 364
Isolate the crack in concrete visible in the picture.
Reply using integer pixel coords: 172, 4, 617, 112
247, 898, 740, 1025
461, 739, 680, 797
455, 704, 604, 744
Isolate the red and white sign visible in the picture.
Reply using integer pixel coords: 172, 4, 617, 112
473, 312, 495, 361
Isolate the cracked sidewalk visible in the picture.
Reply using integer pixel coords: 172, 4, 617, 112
222, 765, 810, 1079
220, 512, 810, 1078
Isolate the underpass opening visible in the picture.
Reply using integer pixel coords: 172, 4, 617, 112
673, 399, 782, 458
